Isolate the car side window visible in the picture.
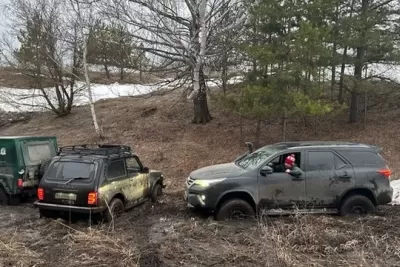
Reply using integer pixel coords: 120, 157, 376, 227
268, 152, 301, 173
107, 159, 126, 179
126, 157, 141, 174
308, 151, 345, 171
334, 155, 347, 169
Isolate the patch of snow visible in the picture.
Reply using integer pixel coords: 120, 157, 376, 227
0, 81, 163, 113
390, 179, 400, 205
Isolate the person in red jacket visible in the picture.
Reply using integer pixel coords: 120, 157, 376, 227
284, 154, 303, 177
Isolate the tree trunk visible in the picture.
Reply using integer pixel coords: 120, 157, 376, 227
255, 120, 262, 148
349, 90, 359, 123
104, 64, 110, 79
139, 63, 143, 82
221, 52, 228, 94
331, 1, 339, 100
339, 0, 355, 104
364, 91, 367, 129
349, 0, 368, 123
282, 108, 287, 142
120, 67, 124, 81
192, 69, 212, 124
338, 47, 347, 104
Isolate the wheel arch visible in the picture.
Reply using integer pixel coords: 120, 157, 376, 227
216, 190, 256, 213
110, 192, 126, 205
339, 187, 377, 208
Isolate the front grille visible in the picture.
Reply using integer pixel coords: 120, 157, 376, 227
186, 177, 195, 187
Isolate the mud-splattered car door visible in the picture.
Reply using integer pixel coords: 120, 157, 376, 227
304, 150, 355, 208
125, 157, 150, 202
258, 151, 306, 210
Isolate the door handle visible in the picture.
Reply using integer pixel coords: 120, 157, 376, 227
292, 176, 303, 181
339, 175, 351, 179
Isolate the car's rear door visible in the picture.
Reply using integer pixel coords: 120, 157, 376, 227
258, 150, 306, 210
305, 150, 355, 208
41, 159, 98, 207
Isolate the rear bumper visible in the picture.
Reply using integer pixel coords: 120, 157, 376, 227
34, 201, 104, 214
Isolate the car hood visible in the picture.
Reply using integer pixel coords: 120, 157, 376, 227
189, 163, 245, 179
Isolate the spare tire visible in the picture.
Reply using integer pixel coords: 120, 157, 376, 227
39, 159, 52, 178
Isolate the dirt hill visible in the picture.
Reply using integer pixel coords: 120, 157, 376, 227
1, 92, 400, 267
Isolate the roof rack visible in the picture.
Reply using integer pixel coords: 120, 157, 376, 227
58, 144, 133, 157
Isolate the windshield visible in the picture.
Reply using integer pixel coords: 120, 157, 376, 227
46, 161, 96, 181
236, 146, 281, 170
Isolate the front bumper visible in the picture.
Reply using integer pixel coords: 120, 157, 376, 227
34, 201, 104, 214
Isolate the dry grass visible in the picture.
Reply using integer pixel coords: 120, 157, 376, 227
0, 231, 45, 267
257, 213, 400, 267
1, 85, 400, 266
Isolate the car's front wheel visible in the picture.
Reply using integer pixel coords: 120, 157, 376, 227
215, 199, 255, 221
339, 195, 375, 216
151, 183, 163, 202
104, 198, 124, 222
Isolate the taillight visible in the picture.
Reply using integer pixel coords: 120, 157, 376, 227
377, 168, 392, 178
37, 188, 44, 200
88, 192, 97, 205
17, 179, 23, 188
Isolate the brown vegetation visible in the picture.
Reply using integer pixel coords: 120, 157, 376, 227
0, 92, 400, 266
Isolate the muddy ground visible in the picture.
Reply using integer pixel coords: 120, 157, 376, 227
1, 194, 400, 267
1, 92, 400, 266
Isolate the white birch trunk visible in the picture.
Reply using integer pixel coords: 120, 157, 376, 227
73, 0, 102, 137
82, 33, 102, 137
189, 0, 207, 100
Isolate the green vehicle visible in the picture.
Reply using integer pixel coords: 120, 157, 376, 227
0, 136, 58, 205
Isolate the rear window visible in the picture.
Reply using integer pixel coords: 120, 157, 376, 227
46, 161, 96, 181
338, 151, 385, 166
24, 143, 55, 165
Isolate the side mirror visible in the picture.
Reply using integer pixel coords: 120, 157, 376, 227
245, 142, 254, 153
260, 166, 273, 176
143, 167, 149, 173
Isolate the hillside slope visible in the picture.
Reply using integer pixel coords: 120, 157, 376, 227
1, 92, 400, 184
1, 93, 400, 267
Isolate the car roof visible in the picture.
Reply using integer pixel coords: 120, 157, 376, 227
0, 136, 56, 140
272, 141, 379, 151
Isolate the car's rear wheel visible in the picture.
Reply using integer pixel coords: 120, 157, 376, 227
0, 188, 8, 205
339, 195, 375, 216
104, 198, 124, 222
215, 199, 255, 221
151, 183, 162, 202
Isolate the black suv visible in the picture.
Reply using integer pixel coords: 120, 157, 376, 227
184, 141, 393, 220
34, 144, 165, 221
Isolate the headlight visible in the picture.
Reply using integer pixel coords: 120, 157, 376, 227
193, 178, 226, 188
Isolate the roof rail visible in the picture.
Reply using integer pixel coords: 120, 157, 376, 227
58, 144, 132, 156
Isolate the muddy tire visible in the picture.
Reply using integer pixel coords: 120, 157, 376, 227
339, 195, 375, 216
215, 199, 255, 221
103, 198, 124, 222
151, 183, 162, 203
0, 188, 9, 205
39, 159, 51, 178
39, 209, 58, 219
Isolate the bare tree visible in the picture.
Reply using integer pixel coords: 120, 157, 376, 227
102, 0, 246, 123
69, 0, 102, 137
0, 0, 83, 116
